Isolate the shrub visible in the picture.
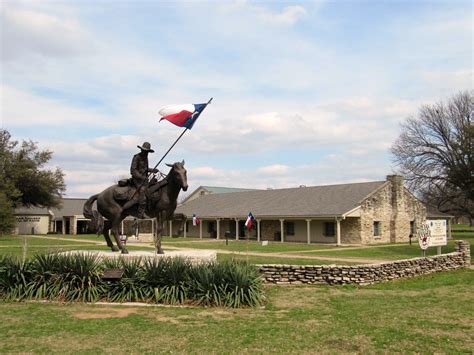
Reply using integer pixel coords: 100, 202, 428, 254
143, 257, 191, 304
103, 257, 147, 302
0, 253, 265, 307
0, 255, 34, 300
30, 253, 106, 302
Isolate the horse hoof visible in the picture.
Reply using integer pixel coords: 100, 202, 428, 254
111, 246, 119, 252
121, 249, 129, 254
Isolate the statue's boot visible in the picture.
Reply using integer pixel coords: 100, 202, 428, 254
137, 201, 149, 219
122, 197, 138, 212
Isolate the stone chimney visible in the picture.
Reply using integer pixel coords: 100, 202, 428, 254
386, 175, 408, 242
386, 175, 405, 209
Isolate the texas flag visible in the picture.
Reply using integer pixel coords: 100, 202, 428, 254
158, 103, 208, 129
245, 212, 254, 230
192, 214, 200, 226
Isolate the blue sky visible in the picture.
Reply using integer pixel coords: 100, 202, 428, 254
1, 0, 472, 197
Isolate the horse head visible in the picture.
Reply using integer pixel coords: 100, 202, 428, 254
165, 160, 188, 191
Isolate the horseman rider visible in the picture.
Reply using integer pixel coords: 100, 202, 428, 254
122, 142, 159, 218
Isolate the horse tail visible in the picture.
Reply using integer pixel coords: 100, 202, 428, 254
83, 194, 104, 235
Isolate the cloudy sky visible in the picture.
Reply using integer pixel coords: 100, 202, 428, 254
1, 0, 472, 198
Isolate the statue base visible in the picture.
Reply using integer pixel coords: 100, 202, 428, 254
60, 249, 217, 264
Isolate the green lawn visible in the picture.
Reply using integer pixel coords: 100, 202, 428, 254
216, 253, 358, 265
303, 238, 473, 260
2, 234, 472, 263
452, 224, 474, 231
0, 269, 472, 353
161, 238, 336, 253
0, 235, 155, 258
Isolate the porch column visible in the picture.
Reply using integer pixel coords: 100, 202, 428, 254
336, 217, 341, 246
235, 219, 239, 240
62, 217, 66, 234
216, 219, 220, 239
257, 219, 261, 242
199, 220, 203, 239
306, 219, 312, 244
280, 219, 285, 243
183, 220, 187, 238
447, 218, 452, 239
169, 220, 173, 238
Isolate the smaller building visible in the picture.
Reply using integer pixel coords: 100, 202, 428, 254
14, 198, 156, 239
14, 198, 89, 235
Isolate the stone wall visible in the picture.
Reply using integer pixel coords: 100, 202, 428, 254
258, 240, 470, 285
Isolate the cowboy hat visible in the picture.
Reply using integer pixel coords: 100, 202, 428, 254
137, 142, 155, 153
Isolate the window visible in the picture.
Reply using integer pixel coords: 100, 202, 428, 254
285, 222, 295, 236
410, 221, 415, 235
324, 222, 335, 237
373, 221, 381, 237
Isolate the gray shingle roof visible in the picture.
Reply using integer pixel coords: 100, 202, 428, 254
201, 186, 260, 194
176, 181, 387, 218
15, 198, 88, 219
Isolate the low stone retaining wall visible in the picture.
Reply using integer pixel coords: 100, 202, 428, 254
258, 240, 471, 285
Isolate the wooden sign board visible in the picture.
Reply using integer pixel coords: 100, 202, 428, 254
102, 268, 124, 281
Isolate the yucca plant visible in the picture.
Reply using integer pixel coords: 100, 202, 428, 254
31, 253, 106, 302
0, 255, 35, 300
219, 259, 265, 308
103, 257, 148, 302
188, 261, 226, 306
143, 257, 191, 304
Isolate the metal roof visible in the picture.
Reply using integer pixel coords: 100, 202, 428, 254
176, 181, 387, 219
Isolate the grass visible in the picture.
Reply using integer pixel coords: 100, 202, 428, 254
303, 238, 473, 260
0, 268, 472, 353
452, 224, 474, 231
216, 253, 359, 265
0, 235, 155, 258
2, 233, 472, 263
161, 238, 336, 253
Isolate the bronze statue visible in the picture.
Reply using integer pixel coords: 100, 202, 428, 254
83, 160, 188, 254
122, 142, 158, 218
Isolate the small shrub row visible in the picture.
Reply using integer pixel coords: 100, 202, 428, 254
0, 253, 265, 307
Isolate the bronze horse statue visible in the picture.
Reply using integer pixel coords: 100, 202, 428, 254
83, 161, 188, 254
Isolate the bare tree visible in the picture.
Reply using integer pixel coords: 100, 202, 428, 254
391, 91, 473, 224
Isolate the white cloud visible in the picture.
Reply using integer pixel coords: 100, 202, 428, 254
0, 4, 94, 62
258, 5, 307, 25
257, 164, 290, 175
0, 85, 118, 128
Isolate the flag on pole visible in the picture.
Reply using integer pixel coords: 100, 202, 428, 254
158, 103, 208, 129
245, 212, 254, 230
192, 214, 200, 226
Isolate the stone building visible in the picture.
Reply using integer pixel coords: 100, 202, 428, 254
175, 175, 432, 245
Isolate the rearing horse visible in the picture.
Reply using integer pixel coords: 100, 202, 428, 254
83, 161, 188, 254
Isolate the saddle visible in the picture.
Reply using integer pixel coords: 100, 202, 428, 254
113, 186, 135, 201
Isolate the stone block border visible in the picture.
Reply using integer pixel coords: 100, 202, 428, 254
258, 240, 470, 285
